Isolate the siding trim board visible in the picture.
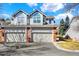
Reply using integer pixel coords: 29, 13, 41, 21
6, 32, 25, 34
32, 32, 52, 34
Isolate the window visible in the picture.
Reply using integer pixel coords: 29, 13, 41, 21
37, 20, 41, 23
49, 19, 52, 24
17, 17, 25, 25
33, 14, 41, 23
33, 20, 37, 23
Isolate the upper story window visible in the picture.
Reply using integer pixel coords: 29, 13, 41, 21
33, 13, 41, 23
46, 18, 55, 25
17, 17, 25, 25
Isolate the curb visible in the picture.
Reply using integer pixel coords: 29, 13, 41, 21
16, 45, 44, 50
53, 42, 79, 52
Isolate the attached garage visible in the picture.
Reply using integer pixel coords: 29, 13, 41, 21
6, 32, 26, 42
4, 27, 26, 43
32, 33, 52, 42
32, 27, 53, 42
4, 26, 57, 43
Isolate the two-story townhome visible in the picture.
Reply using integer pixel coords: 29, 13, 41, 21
4, 10, 57, 43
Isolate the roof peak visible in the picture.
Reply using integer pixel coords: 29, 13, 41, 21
12, 9, 28, 17
30, 9, 46, 16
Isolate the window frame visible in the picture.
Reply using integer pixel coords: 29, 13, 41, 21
17, 17, 25, 25
33, 14, 41, 23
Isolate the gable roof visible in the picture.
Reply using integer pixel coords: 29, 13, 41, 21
72, 16, 79, 20
29, 10, 46, 17
12, 10, 28, 17
69, 16, 79, 25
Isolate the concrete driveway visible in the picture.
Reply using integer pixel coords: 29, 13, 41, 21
0, 43, 79, 56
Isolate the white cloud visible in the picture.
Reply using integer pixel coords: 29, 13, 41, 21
0, 14, 10, 19
40, 3, 64, 12
54, 12, 73, 25
27, 3, 38, 7
55, 12, 73, 20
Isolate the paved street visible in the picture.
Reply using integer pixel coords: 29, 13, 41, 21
0, 43, 79, 56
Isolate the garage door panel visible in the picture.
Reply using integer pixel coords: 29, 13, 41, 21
6, 34, 15, 42
6, 33, 26, 42
33, 33, 52, 42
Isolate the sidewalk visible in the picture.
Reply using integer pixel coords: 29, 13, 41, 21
0, 44, 10, 52
0, 43, 43, 53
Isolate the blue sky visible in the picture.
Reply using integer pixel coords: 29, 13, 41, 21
0, 3, 79, 25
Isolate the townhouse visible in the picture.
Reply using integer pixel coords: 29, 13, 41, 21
3, 10, 57, 43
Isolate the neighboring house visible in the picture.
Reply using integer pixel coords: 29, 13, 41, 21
3, 10, 57, 43
66, 16, 79, 41
0, 18, 5, 27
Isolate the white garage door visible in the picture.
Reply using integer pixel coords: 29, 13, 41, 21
6, 32, 26, 42
33, 33, 52, 42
